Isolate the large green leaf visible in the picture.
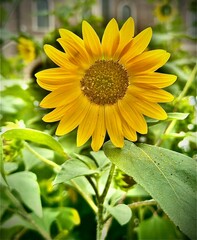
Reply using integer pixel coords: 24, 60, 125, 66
2, 128, 67, 158
103, 140, 197, 240
136, 215, 182, 240
6, 171, 42, 217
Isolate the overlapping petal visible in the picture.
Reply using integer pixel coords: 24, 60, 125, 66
119, 27, 152, 63
127, 50, 170, 74
114, 17, 134, 58
57, 38, 90, 66
42, 105, 67, 122
77, 104, 99, 147
56, 95, 91, 135
118, 95, 148, 134
121, 118, 137, 142
40, 84, 81, 108
44, 44, 74, 69
134, 100, 168, 120
36, 68, 81, 91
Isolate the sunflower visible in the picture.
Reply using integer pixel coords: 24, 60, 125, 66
35, 18, 176, 151
154, 1, 177, 23
17, 37, 36, 63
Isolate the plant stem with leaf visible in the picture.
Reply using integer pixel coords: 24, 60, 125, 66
95, 163, 116, 240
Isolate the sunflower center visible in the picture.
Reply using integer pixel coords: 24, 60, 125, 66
80, 60, 129, 105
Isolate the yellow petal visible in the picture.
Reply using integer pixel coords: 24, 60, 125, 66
121, 118, 137, 142
118, 97, 148, 134
59, 28, 84, 45
40, 84, 81, 108
130, 73, 177, 88
119, 27, 152, 63
120, 17, 135, 42
42, 106, 67, 122
127, 50, 170, 74
134, 100, 167, 120
114, 17, 134, 58
128, 85, 174, 102
44, 44, 72, 68
102, 19, 120, 58
77, 103, 99, 147
105, 104, 124, 148
36, 68, 81, 91
91, 106, 106, 151
56, 95, 90, 135
82, 21, 102, 58
57, 38, 90, 66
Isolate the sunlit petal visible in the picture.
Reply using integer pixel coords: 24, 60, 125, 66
102, 19, 120, 58
82, 21, 102, 58
127, 50, 170, 74
56, 95, 90, 135
77, 104, 100, 147
91, 106, 106, 151
105, 104, 124, 147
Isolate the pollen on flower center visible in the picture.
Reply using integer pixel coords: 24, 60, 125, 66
80, 60, 129, 105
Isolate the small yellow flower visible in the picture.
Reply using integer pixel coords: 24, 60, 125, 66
17, 37, 36, 63
36, 18, 176, 151
154, 1, 177, 23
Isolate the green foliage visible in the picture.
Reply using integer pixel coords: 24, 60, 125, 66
6, 171, 42, 217
103, 140, 197, 240
54, 158, 99, 184
136, 215, 182, 240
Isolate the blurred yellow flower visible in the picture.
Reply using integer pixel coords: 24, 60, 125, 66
17, 37, 36, 63
154, 1, 177, 22
36, 18, 176, 151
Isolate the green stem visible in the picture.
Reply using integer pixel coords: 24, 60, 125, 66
128, 199, 157, 209
5, 189, 52, 240
86, 175, 100, 200
71, 179, 98, 214
24, 142, 61, 171
100, 163, 116, 200
96, 163, 116, 240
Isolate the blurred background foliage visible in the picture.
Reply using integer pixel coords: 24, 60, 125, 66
0, 0, 196, 239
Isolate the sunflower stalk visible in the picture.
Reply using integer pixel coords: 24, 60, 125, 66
96, 163, 116, 240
